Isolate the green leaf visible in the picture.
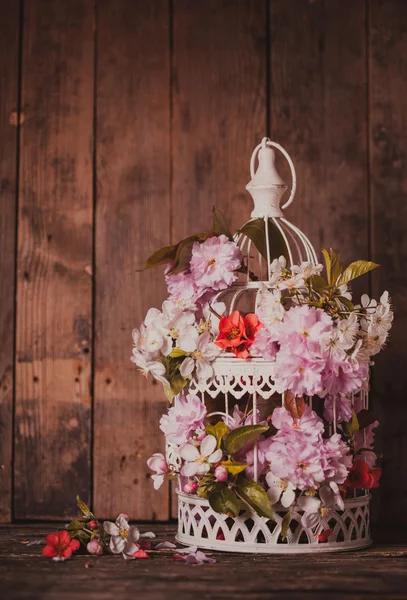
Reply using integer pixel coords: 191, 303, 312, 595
283, 390, 305, 420
220, 459, 248, 475
206, 421, 229, 449
321, 248, 343, 285
76, 496, 91, 517
238, 219, 289, 264
337, 296, 355, 311
337, 260, 380, 287
208, 487, 240, 517
164, 371, 188, 403
197, 474, 222, 499
224, 424, 269, 455
356, 409, 378, 431
141, 243, 178, 271
310, 274, 328, 291
212, 206, 233, 240
169, 348, 187, 358
281, 512, 291, 542
342, 411, 360, 437
166, 233, 212, 275
235, 476, 274, 520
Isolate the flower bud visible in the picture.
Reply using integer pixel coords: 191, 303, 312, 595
89, 520, 98, 529
214, 465, 228, 482
87, 540, 103, 555
183, 481, 198, 494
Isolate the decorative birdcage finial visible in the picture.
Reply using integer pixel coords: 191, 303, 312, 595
246, 136, 297, 219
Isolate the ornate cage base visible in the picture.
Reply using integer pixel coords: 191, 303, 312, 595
176, 490, 371, 554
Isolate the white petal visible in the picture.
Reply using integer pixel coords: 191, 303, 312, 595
196, 463, 210, 475
301, 512, 320, 529
208, 448, 223, 463
128, 526, 140, 542
180, 357, 195, 378
124, 541, 140, 556
115, 514, 129, 530
196, 358, 213, 381
103, 521, 119, 536
179, 443, 200, 462
109, 535, 125, 554
297, 495, 321, 514
265, 472, 280, 488
281, 487, 296, 508
181, 461, 199, 477
200, 435, 217, 457
140, 531, 156, 539
152, 474, 165, 490
267, 486, 282, 505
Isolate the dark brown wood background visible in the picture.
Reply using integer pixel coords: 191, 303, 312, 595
0, 0, 406, 524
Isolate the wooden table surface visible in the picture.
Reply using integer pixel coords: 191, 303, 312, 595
1, 524, 407, 600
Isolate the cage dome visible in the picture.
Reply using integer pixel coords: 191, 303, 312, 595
212, 137, 318, 318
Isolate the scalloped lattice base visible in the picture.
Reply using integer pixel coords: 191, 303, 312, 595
176, 490, 371, 554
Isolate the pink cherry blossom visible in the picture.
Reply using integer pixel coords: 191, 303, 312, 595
165, 269, 201, 310
159, 393, 207, 445
273, 349, 325, 396
183, 481, 198, 494
147, 453, 168, 490
271, 406, 324, 441
321, 433, 352, 484
276, 305, 333, 354
323, 395, 353, 424
214, 465, 228, 482
190, 235, 241, 291
86, 540, 103, 555
250, 328, 279, 360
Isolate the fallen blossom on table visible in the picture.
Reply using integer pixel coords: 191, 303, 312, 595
42, 530, 80, 560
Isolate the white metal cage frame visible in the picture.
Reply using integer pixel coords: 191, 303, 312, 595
165, 138, 372, 554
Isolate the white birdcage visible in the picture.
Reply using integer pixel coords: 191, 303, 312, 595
168, 138, 371, 554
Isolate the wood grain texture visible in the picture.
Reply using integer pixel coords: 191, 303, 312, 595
269, 0, 369, 292
14, 0, 94, 519
171, 0, 267, 515
2, 524, 407, 600
94, 0, 170, 520
369, 0, 407, 524
172, 0, 266, 237
0, 1, 20, 523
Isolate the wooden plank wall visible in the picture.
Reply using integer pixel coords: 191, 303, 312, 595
0, 0, 406, 523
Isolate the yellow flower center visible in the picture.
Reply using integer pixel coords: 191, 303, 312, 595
170, 328, 179, 339
305, 487, 317, 496
279, 480, 288, 491
119, 528, 128, 539
320, 507, 329, 518
192, 349, 203, 360
208, 258, 216, 266
298, 462, 308, 470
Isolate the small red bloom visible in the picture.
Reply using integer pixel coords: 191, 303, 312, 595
132, 548, 150, 559
42, 530, 80, 558
215, 311, 246, 349
243, 313, 263, 343
89, 520, 98, 530
344, 459, 382, 490
215, 310, 263, 358
318, 528, 333, 543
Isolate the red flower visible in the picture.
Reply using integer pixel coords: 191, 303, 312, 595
318, 528, 333, 543
42, 530, 80, 558
215, 310, 263, 358
216, 311, 246, 349
89, 520, 98, 530
132, 548, 150, 559
344, 459, 382, 490
243, 313, 263, 343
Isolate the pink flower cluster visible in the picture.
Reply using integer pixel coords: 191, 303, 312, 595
271, 305, 369, 398
165, 235, 241, 309
159, 393, 206, 445
263, 406, 352, 490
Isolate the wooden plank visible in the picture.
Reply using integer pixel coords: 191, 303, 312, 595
172, 0, 266, 517
14, 0, 94, 519
2, 524, 407, 600
172, 0, 266, 237
0, 0, 20, 523
94, 0, 170, 519
269, 0, 369, 295
369, 0, 407, 524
